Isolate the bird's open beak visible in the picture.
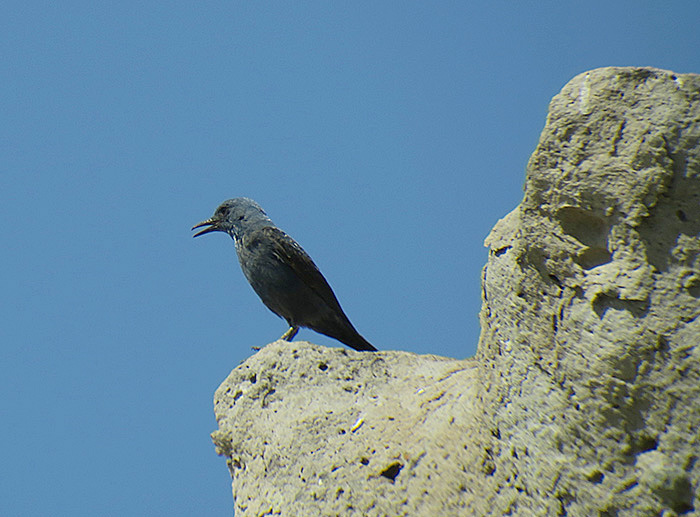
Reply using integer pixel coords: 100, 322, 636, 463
192, 218, 220, 238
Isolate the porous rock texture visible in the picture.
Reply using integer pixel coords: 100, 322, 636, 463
212, 67, 700, 516
212, 343, 481, 515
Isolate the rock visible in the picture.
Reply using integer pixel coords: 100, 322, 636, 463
479, 66, 700, 516
213, 67, 700, 516
212, 342, 483, 516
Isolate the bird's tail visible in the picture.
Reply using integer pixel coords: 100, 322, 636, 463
312, 318, 378, 352
333, 327, 377, 352
345, 333, 377, 352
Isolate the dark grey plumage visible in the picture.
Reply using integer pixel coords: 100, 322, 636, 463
192, 198, 376, 352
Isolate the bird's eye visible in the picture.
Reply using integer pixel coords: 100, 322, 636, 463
237, 215, 244, 221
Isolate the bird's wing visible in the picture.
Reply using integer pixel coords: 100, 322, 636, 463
259, 226, 347, 315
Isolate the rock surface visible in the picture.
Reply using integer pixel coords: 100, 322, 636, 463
213, 67, 700, 516
212, 343, 482, 516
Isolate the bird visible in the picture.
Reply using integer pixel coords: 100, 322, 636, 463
192, 198, 377, 352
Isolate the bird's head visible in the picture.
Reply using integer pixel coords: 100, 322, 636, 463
192, 198, 272, 239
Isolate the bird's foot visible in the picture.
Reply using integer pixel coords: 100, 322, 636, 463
280, 326, 299, 341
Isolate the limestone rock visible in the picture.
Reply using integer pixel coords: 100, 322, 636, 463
213, 67, 700, 516
480, 66, 700, 516
212, 342, 483, 516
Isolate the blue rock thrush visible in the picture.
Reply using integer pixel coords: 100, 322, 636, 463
192, 198, 377, 352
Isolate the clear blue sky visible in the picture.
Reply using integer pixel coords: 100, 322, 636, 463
2, 2, 698, 515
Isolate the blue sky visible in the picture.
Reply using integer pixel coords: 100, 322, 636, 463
2, 2, 699, 515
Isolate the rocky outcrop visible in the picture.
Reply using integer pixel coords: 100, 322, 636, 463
212, 344, 482, 515
212, 67, 700, 516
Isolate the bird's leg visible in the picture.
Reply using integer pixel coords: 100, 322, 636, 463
280, 326, 299, 341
